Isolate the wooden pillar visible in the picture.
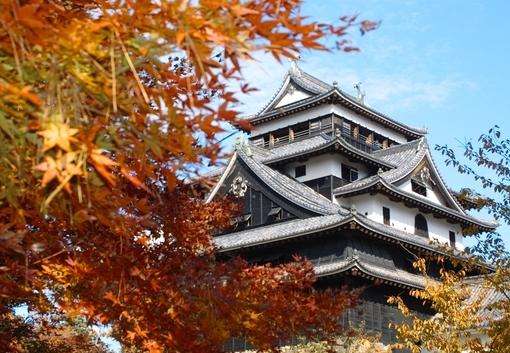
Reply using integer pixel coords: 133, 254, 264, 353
353, 125, 359, 139
289, 128, 294, 142
366, 133, 374, 144
269, 133, 275, 147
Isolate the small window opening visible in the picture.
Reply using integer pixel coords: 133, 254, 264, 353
449, 231, 456, 248
415, 213, 429, 237
383, 207, 390, 226
342, 164, 359, 182
295, 165, 306, 178
411, 180, 427, 196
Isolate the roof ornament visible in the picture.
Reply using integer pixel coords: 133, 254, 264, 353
230, 174, 248, 198
353, 82, 366, 105
233, 136, 252, 156
377, 168, 384, 175
352, 250, 359, 261
332, 80, 338, 87
350, 205, 357, 214
289, 54, 302, 77
418, 138, 425, 151
416, 166, 436, 186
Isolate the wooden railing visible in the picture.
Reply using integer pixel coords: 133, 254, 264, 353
257, 123, 382, 153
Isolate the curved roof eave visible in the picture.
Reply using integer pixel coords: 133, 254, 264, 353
249, 89, 427, 138
214, 212, 474, 259
315, 256, 428, 289
205, 143, 344, 216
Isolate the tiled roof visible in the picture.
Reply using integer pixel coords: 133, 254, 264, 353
372, 138, 423, 166
237, 145, 344, 216
256, 63, 333, 115
253, 134, 332, 163
315, 256, 427, 289
214, 211, 463, 257
248, 64, 427, 137
213, 213, 430, 289
251, 134, 393, 169
334, 138, 427, 194
465, 275, 507, 324
334, 175, 496, 230
214, 214, 347, 251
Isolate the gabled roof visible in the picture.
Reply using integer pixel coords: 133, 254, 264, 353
257, 61, 332, 115
248, 63, 427, 139
334, 175, 498, 231
335, 176, 497, 231
334, 138, 479, 214
206, 140, 344, 216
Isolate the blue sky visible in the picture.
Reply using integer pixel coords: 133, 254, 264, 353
227, 0, 510, 250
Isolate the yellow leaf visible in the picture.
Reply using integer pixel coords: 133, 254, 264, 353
37, 122, 79, 152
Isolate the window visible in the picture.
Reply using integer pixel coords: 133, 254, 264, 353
304, 176, 332, 199
383, 207, 390, 226
411, 180, 427, 197
414, 214, 429, 237
449, 231, 456, 248
295, 165, 306, 178
342, 164, 358, 182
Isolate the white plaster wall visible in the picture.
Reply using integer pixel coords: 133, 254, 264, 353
252, 104, 409, 144
279, 153, 369, 182
336, 193, 465, 250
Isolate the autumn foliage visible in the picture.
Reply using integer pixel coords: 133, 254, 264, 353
0, 0, 379, 352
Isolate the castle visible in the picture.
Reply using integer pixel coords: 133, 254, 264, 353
206, 62, 497, 349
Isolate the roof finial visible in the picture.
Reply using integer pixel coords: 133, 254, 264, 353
353, 82, 366, 105
233, 136, 252, 156
289, 54, 302, 76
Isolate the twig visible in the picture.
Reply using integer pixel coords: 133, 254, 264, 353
110, 33, 118, 113
115, 30, 150, 105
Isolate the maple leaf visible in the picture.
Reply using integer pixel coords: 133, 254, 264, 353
37, 122, 79, 152
89, 149, 117, 185
34, 156, 59, 186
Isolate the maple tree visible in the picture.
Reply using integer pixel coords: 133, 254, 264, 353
0, 1, 379, 352
390, 126, 510, 353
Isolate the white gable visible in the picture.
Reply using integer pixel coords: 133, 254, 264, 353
395, 158, 461, 211
274, 84, 312, 108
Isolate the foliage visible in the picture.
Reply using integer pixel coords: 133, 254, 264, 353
279, 333, 391, 353
390, 126, 510, 353
0, 309, 111, 353
0, 0, 378, 352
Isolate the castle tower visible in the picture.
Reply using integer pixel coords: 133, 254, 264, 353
206, 63, 497, 348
